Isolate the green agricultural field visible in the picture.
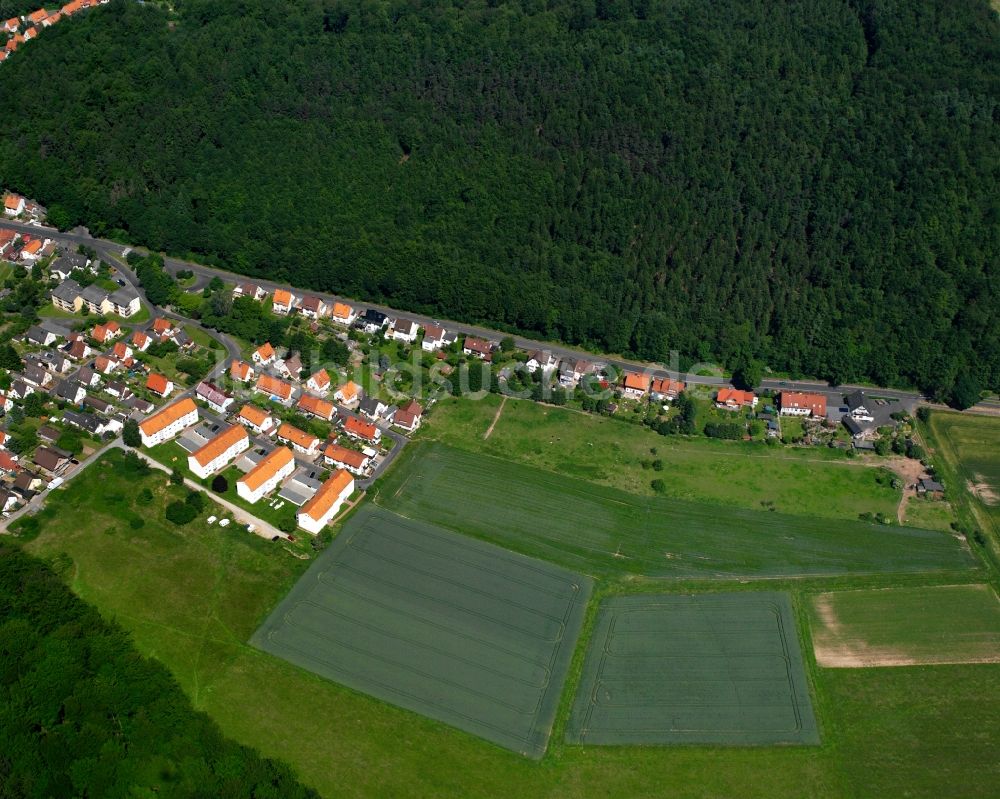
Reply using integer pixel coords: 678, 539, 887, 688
421, 396, 902, 522
376, 443, 976, 579
810, 584, 1000, 667
568, 593, 818, 746
17, 449, 1000, 797
253, 506, 592, 758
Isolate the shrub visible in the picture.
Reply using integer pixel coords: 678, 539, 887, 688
211, 475, 228, 493
170, 467, 184, 485
165, 501, 197, 525
651, 479, 666, 493
136, 488, 154, 505
129, 517, 145, 530
652, 459, 663, 471
185, 491, 205, 513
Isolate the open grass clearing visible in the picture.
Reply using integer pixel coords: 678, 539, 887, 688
928, 412, 1000, 535
376, 443, 976, 579
421, 396, 903, 522
567, 593, 818, 745
252, 505, 592, 758
810, 584, 1000, 667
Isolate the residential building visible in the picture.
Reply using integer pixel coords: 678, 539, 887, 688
52, 379, 86, 405
91, 322, 121, 344
306, 368, 330, 393
255, 374, 293, 403
195, 381, 234, 413
4, 193, 25, 216
333, 381, 361, 405
358, 395, 389, 420
131, 330, 152, 352
276, 423, 320, 455
188, 425, 250, 480
107, 287, 141, 317
275, 352, 302, 380
271, 288, 296, 314
388, 317, 420, 344
358, 308, 388, 333
33, 446, 70, 474
80, 284, 109, 314
845, 391, 874, 422
51, 279, 83, 312
394, 400, 423, 432
252, 342, 275, 365
146, 373, 173, 397
463, 336, 493, 360
299, 295, 327, 319
621, 371, 651, 398
66, 338, 92, 360
63, 409, 110, 436
237, 404, 274, 435
236, 446, 295, 503
138, 397, 198, 447
343, 415, 381, 444
330, 302, 356, 326
323, 443, 370, 475
558, 359, 594, 388
297, 394, 336, 421
230, 360, 254, 382
24, 325, 57, 347
111, 341, 132, 361
526, 350, 558, 373
104, 381, 132, 401
297, 470, 354, 534
715, 388, 758, 410
650, 378, 685, 401
779, 392, 827, 417
233, 282, 267, 301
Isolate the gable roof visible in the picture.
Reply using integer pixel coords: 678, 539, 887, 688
238, 404, 270, 427
139, 397, 197, 437
299, 470, 353, 522
717, 388, 755, 405
272, 288, 293, 306
335, 381, 360, 401
297, 393, 335, 420
395, 400, 423, 428
254, 342, 275, 360
146, 373, 170, 394
344, 416, 378, 440
331, 302, 354, 320
308, 368, 330, 389
256, 374, 292, 400
323, 443, 368, 469
230, 360, 253, 380
622, 371, 651, 392
238, 446, 294, 492
277, 423, 319, 450
190, 425, 248, 468
195, 381, 230, 406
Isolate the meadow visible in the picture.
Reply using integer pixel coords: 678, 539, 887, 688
376, 443, 976, 579
15, 448, 1000, 797
421, 395, 903, 522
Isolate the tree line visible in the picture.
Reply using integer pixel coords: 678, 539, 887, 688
0, 0, 996, 403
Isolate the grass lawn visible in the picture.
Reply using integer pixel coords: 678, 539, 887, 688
184, 323, 221, 349
39, 300, 151, 325
419, 396, 902, 522
16, 449, 1000, 797
901, 495, 957, 532
809, 584, 1000, 667
375, 442, 975, 579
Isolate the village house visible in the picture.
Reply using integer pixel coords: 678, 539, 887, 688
297, 393, 336, 422
111, 341, 133, 362
276, 422, 320, 456
559, 359, 593, 387
394, 400, 423, 432
66, 337, 92, 360
333, 380, 361, 405
152, 317, 174, 337
323, 442, 370, 475
237, 446, 295, 503
252, 342, 275, 365
275, 351, 302, 380
188, 424, 250, 480
0, 394, 11, 414
421, 324, 456, 352
715, 388, 758, 410
0, 450, 20, 475
24, 325, 57, 347
52, 379, 86, 405
229, 360, 254, 382
195, 381, 234, 413
138, 397, 198, 447
22, 362, 53, 388
845, 391, 875, 422
526, 350, 559, 373
916, 478, 945, 499
330, 302, 357, 326
4, 193, 25, 216
650, 378, 685, 402
621, 371, 651, 398
358, 395, 390, 421
358, 308, 388, 333
306, 368, 330, 393
33, 446, 70, 475
51, 279, 83, 312
297, 469, 354, 534
387, 317, 420, 344
146, 373, 173, 397
104, 381, 132, 401
63, 409, 111, 437
343, 415, 381, 444
255, 374, 293, 403
299, 296, 328, 319
233, 282, 267, 301
779, 391, 827, 417
18, 237, 45, 261
237, 403, 274, 435
463, 336, 494, 361
271, 288, 296, 315
91, 321, 121, 344
131, 330, 152, 352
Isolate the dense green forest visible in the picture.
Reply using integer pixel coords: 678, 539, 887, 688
0, 0, 997, 399
0, 545, 318, 797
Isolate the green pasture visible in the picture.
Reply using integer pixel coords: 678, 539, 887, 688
568, 593, 818, 745
420, 396, 902, 522
376, 443, 976, 579
252, 505, 592, 758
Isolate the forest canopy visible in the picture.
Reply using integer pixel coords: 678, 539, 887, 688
0, 0, 997, 398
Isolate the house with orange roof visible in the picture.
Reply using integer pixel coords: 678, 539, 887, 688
131, 330, 151, 352
779, 391, 827, 418
333, 380, 361, 405
330, 302, 356, 326
650, 378, 685, 401
27, 8, 48, 23
715, 388, 758, 410
298, 295, 327, 319
254, 373, 293, 403
93, 354, 119, 375
138, 397, 198, 447
271, 288, 296, 315
297, 393, 335, 421
23, 25, 37, 39
0, 51, 9, 64
297, 469, 354, 534
276, 422, 320, 455
90, 321, 120, 343
40, 11, 60, 26
111, 341, 132, 361
19, 238, 44, 260
152, 317, 173, 336
3, 18, 19, 33
236, 403, 274, 435
236, 446, 295, 503
252, 342, 275, 365
323, 443, 370, 475
146, 373, 173, 397
463, 336, 494, 361
187, 424, 249, 480
343, 415, 380, 444
229, 360, 254, 382
621, 371, 652, 398
306, 368, 330, 393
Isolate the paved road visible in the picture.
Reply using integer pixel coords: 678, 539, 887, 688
5, 219, 998, 414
